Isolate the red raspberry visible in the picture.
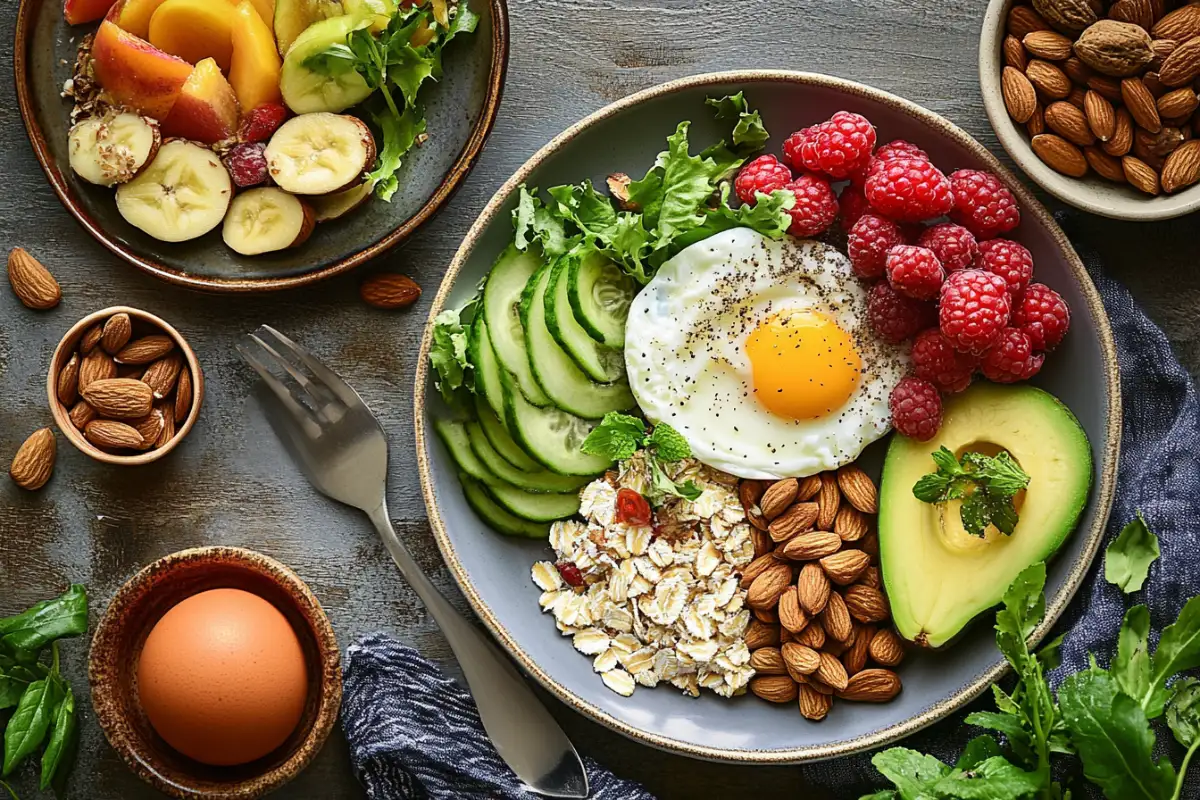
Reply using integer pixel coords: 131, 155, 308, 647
222, 143, 268, 188
886, 245, 946, 301
981, 327, 1045, 383
1012, 283, 1071, 351
868, 282, 935, 343
238, 103, 289, 143
976, 238, 1034, 297
890, 376, 943, 441
911, 328, 978, 393
782, 125, 817, 170
866, 140, 930, 180
917, 223, 979, 272
865, 157, 954, 222
556, 561, 584, 587
939, 269, 1012, 355
848, 214, 906, 279
783, 174, 839, 237
839, 184, 871, 232
794, 111, 877, 180
734, 155, 792, 205
948, 169, 1021, 239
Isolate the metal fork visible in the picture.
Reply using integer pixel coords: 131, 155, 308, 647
237, 325, 588, 799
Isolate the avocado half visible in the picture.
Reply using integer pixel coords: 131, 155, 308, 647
879, 383, 1093, 648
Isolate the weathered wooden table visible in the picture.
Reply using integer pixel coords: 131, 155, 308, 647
2, 1, 1197, 797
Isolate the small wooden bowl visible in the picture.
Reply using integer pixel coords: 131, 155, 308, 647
46, 306, 204, 465
89, 547, 343, 800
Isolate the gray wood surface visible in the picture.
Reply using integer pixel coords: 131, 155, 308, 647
2, 0, 1197, 798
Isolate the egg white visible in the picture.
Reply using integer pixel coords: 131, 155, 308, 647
624, 227, 910, 479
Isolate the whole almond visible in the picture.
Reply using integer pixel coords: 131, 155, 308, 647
778, 531, 842, 561
56, 353, 80, 406
1085, 89, 1117, 140
115, 335, 175, 365
820, 549, 872, 585
1153, 4, 1200, 43
760, 478, 798, 519
1074, 20, 1154, 76
843, 623, 874, 676
1003, 66, 1039, 123
1010, 4, 1052, 38
797, 562, 832, 615
836, 464, 877, 513
68, 400, 96, 430
1144, 70, 1168, 97
844, 584, 891, 623
1136, 125, 1185, 158
1161, 138, 1200, 191
1027, 101, 1047, 136
778, 586, 809, 633
1158, 87, 1200, 118
834, 506, 869, 542
9, 428, 55, 490
360, 273, 422, 309
797, 474, 822, 501
6, 248, 61, 310
1005, 34, 1029, 71
132, 408, 165, 450
740, 480, 767, 530
175, 367, 193, 423
1108, 0, 1155, 33
1150, 39, 1177, 70
749, 647, 787, 675
1103, 107, 1136, 154
155, 404, 177, 448
754, 606, 780, 625
1123, 154, 1163, 193
85, 419, 144, 450
141, 353, 183, 400
1024, 29, 1074, 60
869, 628, 907, 667
782, 642, 821, 676
740, 552, 780, 589
796, 619, 826, 649
745, 619, 781, 650
79, 324, 103, 355
78, 350, 117, 391
1064, 56, 1094, 83
1033, 0, 1096, 34
768, 502, 819, 542
815, 651, 849, 691
81, 377, 154, 419
1045, 101, 1097, 145
816, 472, 840, 530
838, 669, 902, 702
101, 313, 132, 354
1085, 145, 1129, 180
1087, 73, 1124, 100
1160, 36, 1200, 86
1026, 58, 1073, 98
1032, 133, 1091, 176
822, 591, 854, 642
749, 674, 798, 703
798, 685, 833, 720
747, 562, 793, 610
806, 676, 837, 696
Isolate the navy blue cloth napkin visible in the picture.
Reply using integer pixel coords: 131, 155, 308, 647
341, 226, 1199, 798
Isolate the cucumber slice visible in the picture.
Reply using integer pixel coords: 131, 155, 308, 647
569, 250, 635, 348
280, 16, 376, 114
501, 368, 614, 476
474, 394, 541, 472
466, 421, 591, 494
469, 316, 506, 425
483, 245, 552, 407
461, 475, 550, 539
546, 257, 625, 383
521, 265, 635, 419
433, 418, 495, 485
480, 480, 580, 522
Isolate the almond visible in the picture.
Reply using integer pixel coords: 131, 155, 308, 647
1150, 38, 1178, 70
749, 674, 798, 703
155, 403, 176, 448
768, 502, 819, 542
9, 428, 55, 490
778, 586, 809, 633
792, 622, 822, 652
6, 248, 61, 310
1024, 29, 1074, 60
1161, 138, 1200, 191
778, 531, 842, 561
759, 478, 798, 519
779, 626, 794, 645
1066, 85, 1088, 109
1027, 101, 1047, 136
56, 353, 80, 406
843, 623, 874, 676
1064, 56, 1094, 84
1032, 133, 1090, 175
860, 531, 880, 558
140, 353, 183, 399
79, 323, 103, 355
1158, 87, 1199, 118
114, 335, 175, 365
782, 642, 821, 676
606, 173, 638, 211
805, 676, 836, 696
844, 584, 891, 623
796, 474, 822, 501
752, 527, 774, 557
740, 479, 767, 530
1121, 77, 1162, 132
860, 566, 882, 589
1003, 66, 1039, 123
81, 377, 154, 419
1123, 154, 1163, 193
361, 273, 422, 309
814, 651, 849, 692
822, 590, 854, 642
816, 472, 840, 530
754, 606, 779, 624
834, 506, 869, 542
1026, 58, 1073, 98
747, 561, 793, 609
797, 562, 831, 615
1085, 89, 1117, 140
132, 409, 165, 450
1108, 0, 1155, 33
1033, 0, 1097, 34
1136, 125, 1185, 158
835, 464, 877, 513
1102, 107, 1136, 154
1074, 19, 1154, 76
1045, 101, 1097, 145
1087, 73, 1124, 100
869, 628, 907, 667
838, 668, 902, 702
820, 549, 872, 585
79, 349, 117, 392
740, 552, 780, 589
1005, 34, 1029, 71
1010, 4, 1052, 38
798, 684, 833, 720
101, 313, 133, 355
749, 647, 787, 675
85, 419, 144, 450
1153, 4, 1200, 43
744, 619, 781, 650
175, 367, 193, 423
825, 623, 856, 657
1160, 36, 1200, 86
1085, 145, 1128, 180
68, 400, 96, 431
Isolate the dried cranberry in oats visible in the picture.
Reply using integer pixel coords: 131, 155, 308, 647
556, 561, 584, 587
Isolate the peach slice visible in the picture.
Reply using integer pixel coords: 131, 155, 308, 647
161, 58, 241, 144
64, 0, 118, 25
90, 20, 194, 121
116, 0, 169, 39
246, 0, 274, 28
229, 1, 283, 112
148, 0, 236, 73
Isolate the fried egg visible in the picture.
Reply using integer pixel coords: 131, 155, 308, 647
625, 227, 909, 479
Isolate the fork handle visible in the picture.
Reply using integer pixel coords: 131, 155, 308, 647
366, 502, 588, 799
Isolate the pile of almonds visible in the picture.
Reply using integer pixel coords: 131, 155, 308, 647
738, 465, 903, 720
55, 311, 194, 455
1001, 0, 1200, 195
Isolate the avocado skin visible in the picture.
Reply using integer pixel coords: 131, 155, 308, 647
878, 383, 1093, 649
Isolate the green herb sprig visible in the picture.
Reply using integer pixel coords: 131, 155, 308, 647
912, 446, 1031, 537
580, 412, 700, 503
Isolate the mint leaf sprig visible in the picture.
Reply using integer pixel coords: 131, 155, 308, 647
580, 412, 701, 503
912, 446, 1030, 537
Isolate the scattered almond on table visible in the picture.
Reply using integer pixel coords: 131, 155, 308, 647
8, 428, 56, 490
6, 247, 61, 310
360, 273, 422, 310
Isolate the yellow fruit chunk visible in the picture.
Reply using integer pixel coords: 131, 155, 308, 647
148, 0, 236, 73
247, 0, 274, 27
117, 0, 169, 38
161, 57, 241, 144
230, 0, 283, 111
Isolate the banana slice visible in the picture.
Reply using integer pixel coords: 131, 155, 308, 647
222, 187, 315, 255
115, 139, 233, 242
68, 113, 161, 187
264, 113, 376, 195
310, 180, 374, 222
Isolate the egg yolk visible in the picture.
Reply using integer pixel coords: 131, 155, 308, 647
745, 311, 862, 419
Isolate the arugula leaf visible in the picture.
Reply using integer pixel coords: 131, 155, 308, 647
705, 91, 769, 153
1143, 595, 1200, 717
429, 308, 472, 405
644, 423, 691, 462
956, 736, 1004, 771
1167, 678, 1200, 747
1105, 512, 1160, 594
580, 412, 646, 462
872, 748, 951, 799
367, 102, 426, 201
0, 585, 88, 659
965, 711, 1037, 767
3, 675, 63, 776
930, 756, 1042, 799
995, 562, 1046, 659
1112, 605, 1153, 709
913, 447, 1030, 537
39, 682, 74, 791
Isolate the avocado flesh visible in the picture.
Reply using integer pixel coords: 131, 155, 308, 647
879, 383, 1092, 648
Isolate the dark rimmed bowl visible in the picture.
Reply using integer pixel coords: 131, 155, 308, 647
413, 70, 1122, 763
13, 0, 508, 293
90, 547, 342, 799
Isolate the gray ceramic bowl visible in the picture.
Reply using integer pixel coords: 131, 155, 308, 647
13, 0, 508, 292
415, 71, 1121, 762
980, 0, 1200, 220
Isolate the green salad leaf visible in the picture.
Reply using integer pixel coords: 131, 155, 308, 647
704, 91, 770, 153
1105, 512, 1161, 594
1167, 678, 1200, 748
429, 308, 472, 406
580, 414, 699, 503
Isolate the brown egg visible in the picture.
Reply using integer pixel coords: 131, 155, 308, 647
137, 588, 309, 766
